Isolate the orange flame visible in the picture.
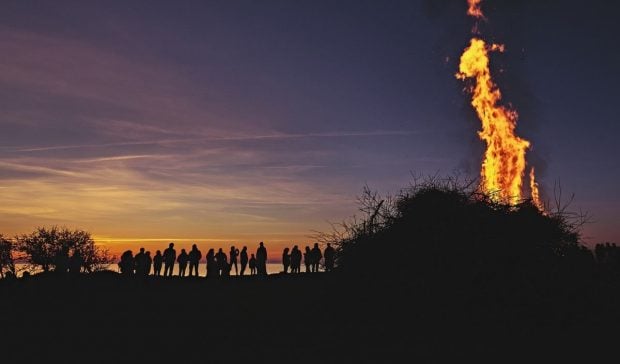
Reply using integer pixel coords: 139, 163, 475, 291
456, 38, 531, 205
529, 167, 544, 210
456, 0, 543, 210
467, 0, 484, 18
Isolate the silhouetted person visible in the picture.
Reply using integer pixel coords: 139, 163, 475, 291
68, 250, 83, 275
311, 243, 322, 273
249, 254, 257, 275
291, 245, 302, 273
222, 260, 231, 277
595, 243, 604, 264
119, 250, 134, 276
177, 249, 189, 277
216, 248, 228, 277
324, 243, 335, 272
206, 248, 216, 278
240, 246, 249, 276
163, 243, 176, 277
144, 251, 152, 276
134, 247, 147, 275
229, 246, 240, 276
54, 248, 70, 274
256, 242, 268, 276
304, 246, 311, 273
282, 247, 291, 274
188, 244, 202, 277
153, 250, 163, 276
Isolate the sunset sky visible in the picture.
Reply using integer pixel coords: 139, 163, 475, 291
1, 0, 618, 259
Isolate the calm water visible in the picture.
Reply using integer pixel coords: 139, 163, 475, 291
13, 263, 303, 277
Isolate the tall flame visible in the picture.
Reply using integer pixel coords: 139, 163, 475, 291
457, 0, 542, 208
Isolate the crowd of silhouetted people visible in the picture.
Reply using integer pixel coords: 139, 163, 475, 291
117, 241, 336, 278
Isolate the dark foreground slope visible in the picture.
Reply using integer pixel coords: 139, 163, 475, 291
2, 269, 620, 363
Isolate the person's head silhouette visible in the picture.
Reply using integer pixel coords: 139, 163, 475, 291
156, 250, 161, 255
192, 244, 197, 250
140, 247, 145, 254
169, 243, 174, 248
259, 242, 264, 247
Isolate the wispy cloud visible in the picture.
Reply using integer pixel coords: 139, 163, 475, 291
5, 129, 415, 153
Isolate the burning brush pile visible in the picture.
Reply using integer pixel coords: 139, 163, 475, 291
324, 176, 587, 286
322, 2, 591, 286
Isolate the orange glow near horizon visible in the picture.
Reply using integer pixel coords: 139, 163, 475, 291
0, 159, 339, 262
94, 236, 309, 261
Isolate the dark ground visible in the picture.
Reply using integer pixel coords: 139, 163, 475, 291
1, 271, 620, 363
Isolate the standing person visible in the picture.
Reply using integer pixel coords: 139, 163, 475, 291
119, 250, 134, 276
144, 251, 153, 276
311, 243, 322, 273
68, 250, 83, 275
229, 246, 240, 276
256, 242, 268, 276
153, 250, 163, 276
177, 249, 189, 277
282, 248, 291, 274
206, 248, 216, 278
54, 248, 69, 274
290, 245, 301, 273
163, 243, 176, 277
303, 246, 312, 273
188, 244, 202, 277
239, 246, 249, 276
215, 248, 228, 277
249, 254, 257, 275
134, 247, 146, 275
324, 243, 336, 272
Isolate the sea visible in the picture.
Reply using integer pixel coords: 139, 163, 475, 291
12, 263, 294, 277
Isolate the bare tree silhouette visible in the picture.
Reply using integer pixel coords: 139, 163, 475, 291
15, 226, 114, 274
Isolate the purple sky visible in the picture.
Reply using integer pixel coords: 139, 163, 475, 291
0, 0, 618, 253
